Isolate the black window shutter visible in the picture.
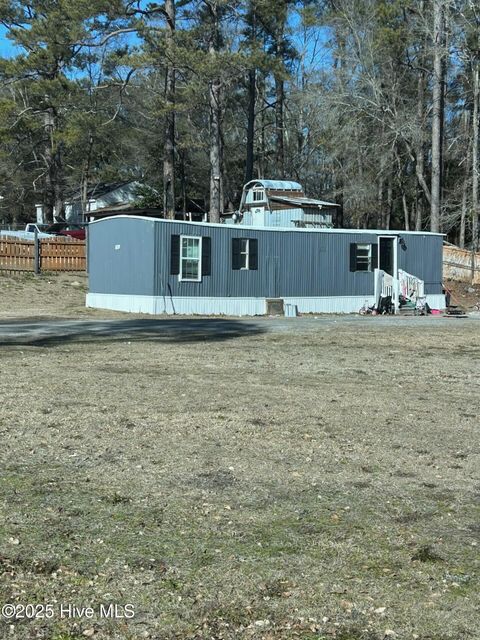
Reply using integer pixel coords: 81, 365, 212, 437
232, 238, 241, 270
202, 236, 211, 276
349, 243, 357, 272
371, 243, 378, 271
170, 235, 180, 275
249, 238, 258, 270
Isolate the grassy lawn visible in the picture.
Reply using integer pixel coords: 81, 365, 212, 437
0, 277, 478, 639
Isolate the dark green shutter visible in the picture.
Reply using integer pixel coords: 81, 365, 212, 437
232, 238, 241, 270
249, 238, 258, 270
371, 244, 378, 271
349, 243, 357, 272
202, 236, 211, 276
170, 235, 180, 275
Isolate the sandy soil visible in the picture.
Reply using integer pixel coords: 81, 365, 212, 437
0, 274, 478, 640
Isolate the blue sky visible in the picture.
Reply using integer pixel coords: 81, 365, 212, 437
0, 25, 18, 58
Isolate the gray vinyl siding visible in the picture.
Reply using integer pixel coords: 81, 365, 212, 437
88, 217, 156, 295
88, 217, 444, 298
397, 234, 444, 294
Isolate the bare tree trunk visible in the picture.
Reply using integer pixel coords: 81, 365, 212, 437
53, 139, 65, 221
460, 110, 472, 248
430, 0, 444, 232
377, 176, 384, 228
245, 1, 257, 183
245, 68, 256, 183
273, 16, 286, 179
42, 98, 65, 223
415, 194, 423, 231
258, 73, 266, 178
275, 76, 285, 179
402, 190, 410, 231
386, 177, 393, 230
415, 13, 426, 231
207, 0, 223, 223
415, 57, 428, 231
43, 106, 55, 223
460, 178, 468, 249
163, 0, 176, 219
81, 134, 94, 222
472, 61, 479, 253
179, 149, 187, 215
209, 79, 222, 223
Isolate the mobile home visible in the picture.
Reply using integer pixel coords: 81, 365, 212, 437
86, 216, 445, 316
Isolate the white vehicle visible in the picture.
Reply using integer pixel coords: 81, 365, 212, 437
0, 223, 54, 240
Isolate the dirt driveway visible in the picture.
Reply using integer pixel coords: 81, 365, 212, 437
0, 274, 478, 640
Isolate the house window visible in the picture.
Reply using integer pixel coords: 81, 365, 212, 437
180, 236, 202, 281
170, 235, 211, 279
356, 244, 371, 271
350, 243, 378, 272
253, 189, 264, 202
232, 237, 258, 270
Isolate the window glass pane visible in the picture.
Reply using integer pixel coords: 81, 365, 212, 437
356, 261, 369, 271
182, 237, 200, 259
182, 259, 199, 280
240, 239, 249, 252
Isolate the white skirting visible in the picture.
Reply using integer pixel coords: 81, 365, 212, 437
86, 293, 446, 316
86, 293, 381, 316
86, 293, 266, 316
425, 294, 446, 310
284, 296, 374, 314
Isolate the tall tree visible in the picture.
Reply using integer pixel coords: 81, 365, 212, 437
0, 0, 127, 222
203, 0, 223, 223
163, 0, 176, 218
472, 59, 479, 252
244, 0, 258, 183
430, 0, 445, 232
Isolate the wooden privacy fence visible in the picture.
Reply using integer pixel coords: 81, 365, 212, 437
0, 235, 86, 273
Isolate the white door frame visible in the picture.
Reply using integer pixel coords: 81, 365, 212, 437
378, 235, 398, 310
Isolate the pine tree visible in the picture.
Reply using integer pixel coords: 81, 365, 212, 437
0, 0, 127, 222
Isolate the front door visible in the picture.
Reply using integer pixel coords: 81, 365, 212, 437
379, 237, 395, 275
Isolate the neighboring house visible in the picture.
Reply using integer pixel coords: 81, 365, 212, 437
35, 181, 142, 224
86, 215, 445, 316
226, 179, 339, 228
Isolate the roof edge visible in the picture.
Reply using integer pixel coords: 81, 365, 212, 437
88, 215, 446, 236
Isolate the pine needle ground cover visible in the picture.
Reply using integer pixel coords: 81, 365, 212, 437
0, 275, 478, 640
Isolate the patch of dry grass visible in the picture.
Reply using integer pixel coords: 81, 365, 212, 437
0, 275, 478, 639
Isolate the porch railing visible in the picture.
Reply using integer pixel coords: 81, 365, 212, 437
374, 268, 425, 313
398, 269, 425, 300
374, 268, 397, 309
